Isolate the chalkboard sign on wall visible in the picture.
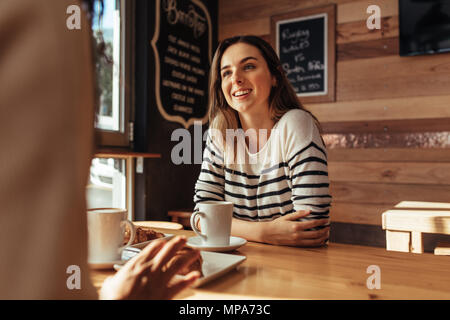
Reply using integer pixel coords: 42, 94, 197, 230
151, 0, 213, 128
271, 5, 335, 103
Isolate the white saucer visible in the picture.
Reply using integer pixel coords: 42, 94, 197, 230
88, 259, 126, 270
186, 236, 247, 252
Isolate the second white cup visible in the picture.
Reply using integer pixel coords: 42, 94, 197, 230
190, 201, 233, 246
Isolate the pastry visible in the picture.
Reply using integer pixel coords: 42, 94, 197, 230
123, 226, 165, 245
123, 226, 202, 276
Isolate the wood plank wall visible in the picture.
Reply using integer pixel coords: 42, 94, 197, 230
218, 0, 450, 239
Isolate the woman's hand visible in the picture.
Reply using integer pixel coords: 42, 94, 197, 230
99, 236, 201, 300
261, 210, 330, 247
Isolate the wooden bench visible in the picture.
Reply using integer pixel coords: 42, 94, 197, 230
168, 209, 193, 229
382, 201, 450, 254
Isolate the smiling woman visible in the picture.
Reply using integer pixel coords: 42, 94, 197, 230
193, 35, 332, 247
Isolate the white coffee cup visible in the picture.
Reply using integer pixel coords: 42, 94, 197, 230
87, 208, 136, 263
190, 201, 233, 246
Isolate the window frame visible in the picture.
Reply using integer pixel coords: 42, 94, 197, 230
96, 0, 135, 147
88, 155, 134, 221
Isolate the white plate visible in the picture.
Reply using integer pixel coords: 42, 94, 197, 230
186, 236, 247, 252
113, 251, 247, 288
193, 251, 246, 287
88, 259, 127, 270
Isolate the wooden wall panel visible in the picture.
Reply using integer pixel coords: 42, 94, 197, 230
330, 182, 450, 205
328, 148, 450, 162
337, 0, 397, 24
330, 203, 392, 225
219, 0, 398, 39
337, 16, 398, 44
220, 17, 268, 39
328, 162, 450, 185
321, 118, 450, 134
306, 95, 450, 123
337, 54, 450, 82
219, 0, 355, 28
327, 148, 450, 226
220, 11, 399, 42
336, 55, 450, 101
323, 132, 450, 148
336, 72, 450, 101
337, 37, 398, 61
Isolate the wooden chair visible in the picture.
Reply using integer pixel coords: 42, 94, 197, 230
168, 209, 193, 229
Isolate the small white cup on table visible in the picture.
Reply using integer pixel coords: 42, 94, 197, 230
190, 201, 233, 246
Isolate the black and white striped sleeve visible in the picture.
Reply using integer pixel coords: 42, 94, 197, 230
285, 112, 331, 222
193, 137, 225, 207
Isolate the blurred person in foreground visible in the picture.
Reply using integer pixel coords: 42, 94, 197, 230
0, 0, 200, 299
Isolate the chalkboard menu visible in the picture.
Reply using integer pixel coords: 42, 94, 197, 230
151, 0, 212, 128
271, 5, 335, 103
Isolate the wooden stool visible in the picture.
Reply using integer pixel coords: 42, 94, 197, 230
133, 221, 183, 230
382, 201, 450, 254
168, 209, 193, 229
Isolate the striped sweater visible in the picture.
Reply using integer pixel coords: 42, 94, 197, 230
194, 109, 331, 228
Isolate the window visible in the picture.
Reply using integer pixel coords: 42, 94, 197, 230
87, 0, 136, 219
92, 0, 133, 146
86, 158, 127, 209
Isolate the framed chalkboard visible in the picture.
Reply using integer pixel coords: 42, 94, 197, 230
151, 0, 213, 129
271, 5, 335, 103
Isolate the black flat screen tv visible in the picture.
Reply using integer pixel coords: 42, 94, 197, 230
399, 0, 450, 56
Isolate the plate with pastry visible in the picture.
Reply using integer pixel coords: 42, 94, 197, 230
123, 225, 174, 249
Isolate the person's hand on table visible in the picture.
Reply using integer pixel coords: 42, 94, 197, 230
262, 210, 330, 247
99, 236, 201, 300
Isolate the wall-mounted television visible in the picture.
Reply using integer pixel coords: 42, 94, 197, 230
399, 0, 450, 56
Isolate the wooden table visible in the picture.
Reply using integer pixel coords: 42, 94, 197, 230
91, 228, 450, 300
